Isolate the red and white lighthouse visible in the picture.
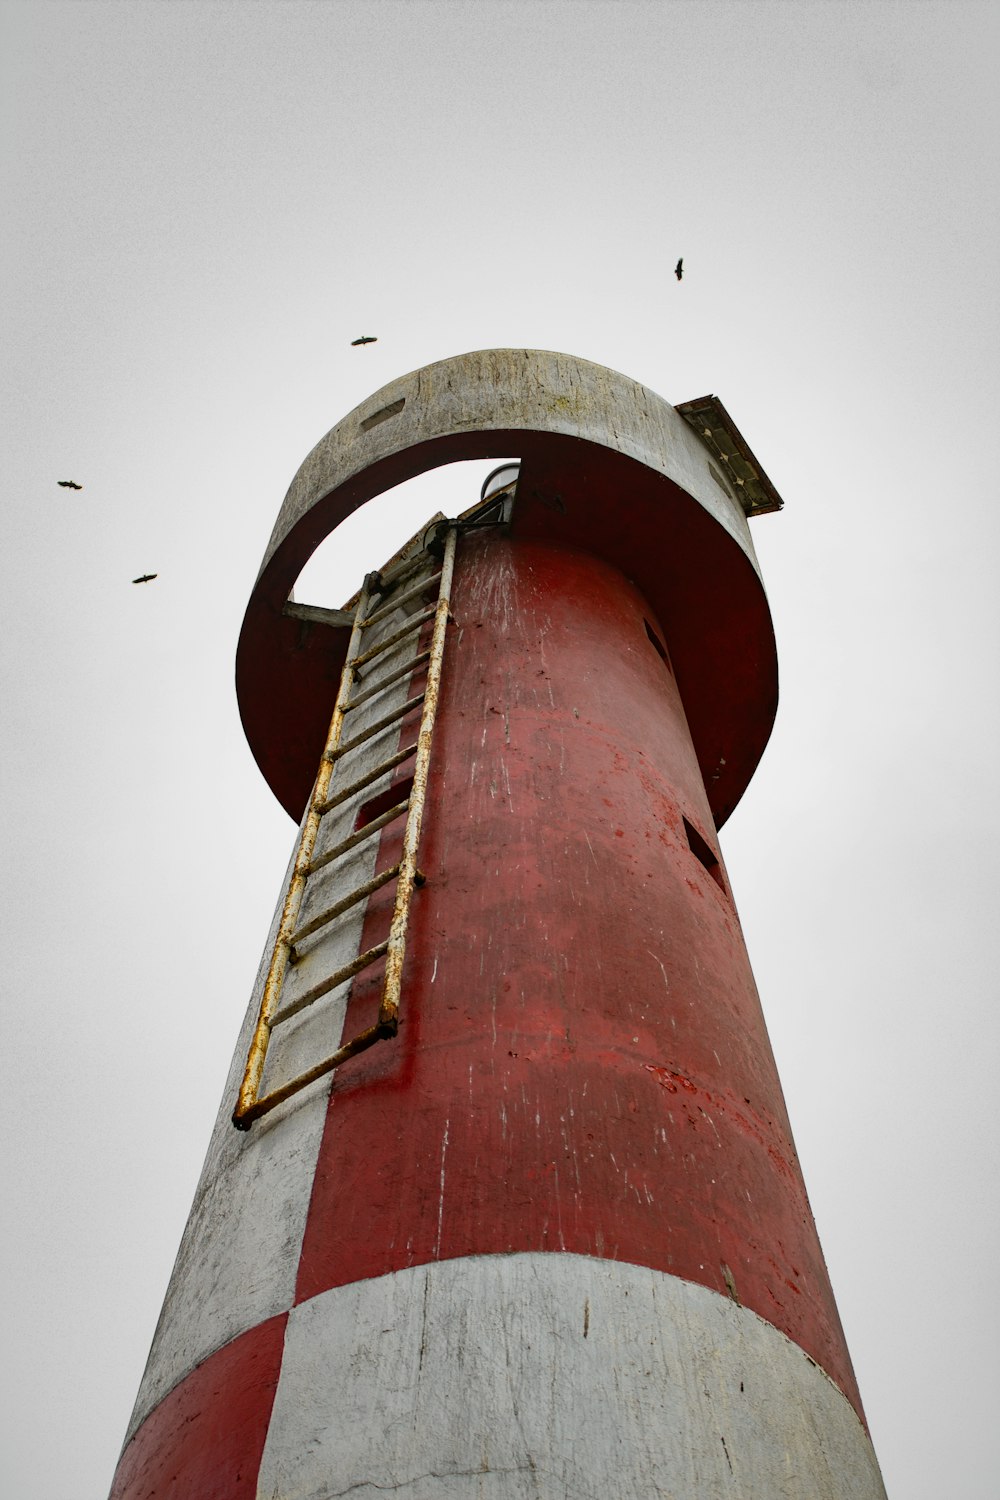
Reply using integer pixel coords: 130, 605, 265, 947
110, 350, 885, 1498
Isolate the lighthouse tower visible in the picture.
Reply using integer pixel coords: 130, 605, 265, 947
110, 350, 885, 1499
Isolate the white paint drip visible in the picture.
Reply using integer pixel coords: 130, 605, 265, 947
435, 1120, 450, 1258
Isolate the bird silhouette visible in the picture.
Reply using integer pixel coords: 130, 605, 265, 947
351, 335, 377, 346
58, 480, 83, 490
674, 258, 683, 281
132, 573, 158, 585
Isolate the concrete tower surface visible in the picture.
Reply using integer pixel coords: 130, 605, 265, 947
110, 351, 886, 1499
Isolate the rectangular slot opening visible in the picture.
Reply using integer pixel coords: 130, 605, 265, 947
355, 774, 415, 832
683, 816, 725, 893
644, 619, 673, 676
360, 397, 406, 431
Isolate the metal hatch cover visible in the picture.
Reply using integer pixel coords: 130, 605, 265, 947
674, 394, 784, 517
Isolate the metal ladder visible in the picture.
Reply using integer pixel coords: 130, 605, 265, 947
233, 523, 458, 1129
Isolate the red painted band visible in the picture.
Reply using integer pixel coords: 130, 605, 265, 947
294, 536, 864, 1422
109, 1315, 286, 1500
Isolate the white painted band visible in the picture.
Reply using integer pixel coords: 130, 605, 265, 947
124, 615, 419, 1443
258, 1253, 885, 1499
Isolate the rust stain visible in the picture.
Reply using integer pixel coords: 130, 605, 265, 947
721, 1262, 741, 1306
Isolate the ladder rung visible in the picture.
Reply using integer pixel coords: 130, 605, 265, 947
329, 693, 425, 761
317, 742, 418, 816
375, 548, 437, 595
345, 650, 431, 713
352, 606, 437, 670
291, 863, 401, 950
361, 569, 443, 630
308, 797, 410, 875
271, 940, 390, 1028
235, 1017, 393, 1126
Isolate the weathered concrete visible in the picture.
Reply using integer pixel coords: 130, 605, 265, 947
258, 1254, 887, 1500
257, 349, 759, 582
236, 349, 778, 829
123, 567, 428, 1442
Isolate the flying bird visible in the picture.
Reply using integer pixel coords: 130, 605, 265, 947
351, 335, 377, 346
58, 480, 83, 490
132, 573, 158, 585
674, 258, 683, 281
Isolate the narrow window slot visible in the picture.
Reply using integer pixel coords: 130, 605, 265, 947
644, 619, 673, 675
683, 816, 725, 893
355, 775, 416, 832
360, 397, 406, 431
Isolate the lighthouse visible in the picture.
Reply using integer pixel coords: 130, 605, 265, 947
110, 350, 885, 1498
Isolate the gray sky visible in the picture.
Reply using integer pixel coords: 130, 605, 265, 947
3, 2, 998, 1495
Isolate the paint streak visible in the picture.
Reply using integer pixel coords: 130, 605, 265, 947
435, 1119, 450, 1258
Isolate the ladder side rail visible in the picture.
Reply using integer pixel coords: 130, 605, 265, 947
234, 531, 457, 1128
234, 562, 439, 1124
255, 586, 430, 1092
233, 574, 377, 1127
380, 524, 458, 1031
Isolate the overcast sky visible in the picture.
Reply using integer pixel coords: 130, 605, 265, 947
3, 2, 998, 1496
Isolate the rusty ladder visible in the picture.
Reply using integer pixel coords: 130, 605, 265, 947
232, 523, 458, 1129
